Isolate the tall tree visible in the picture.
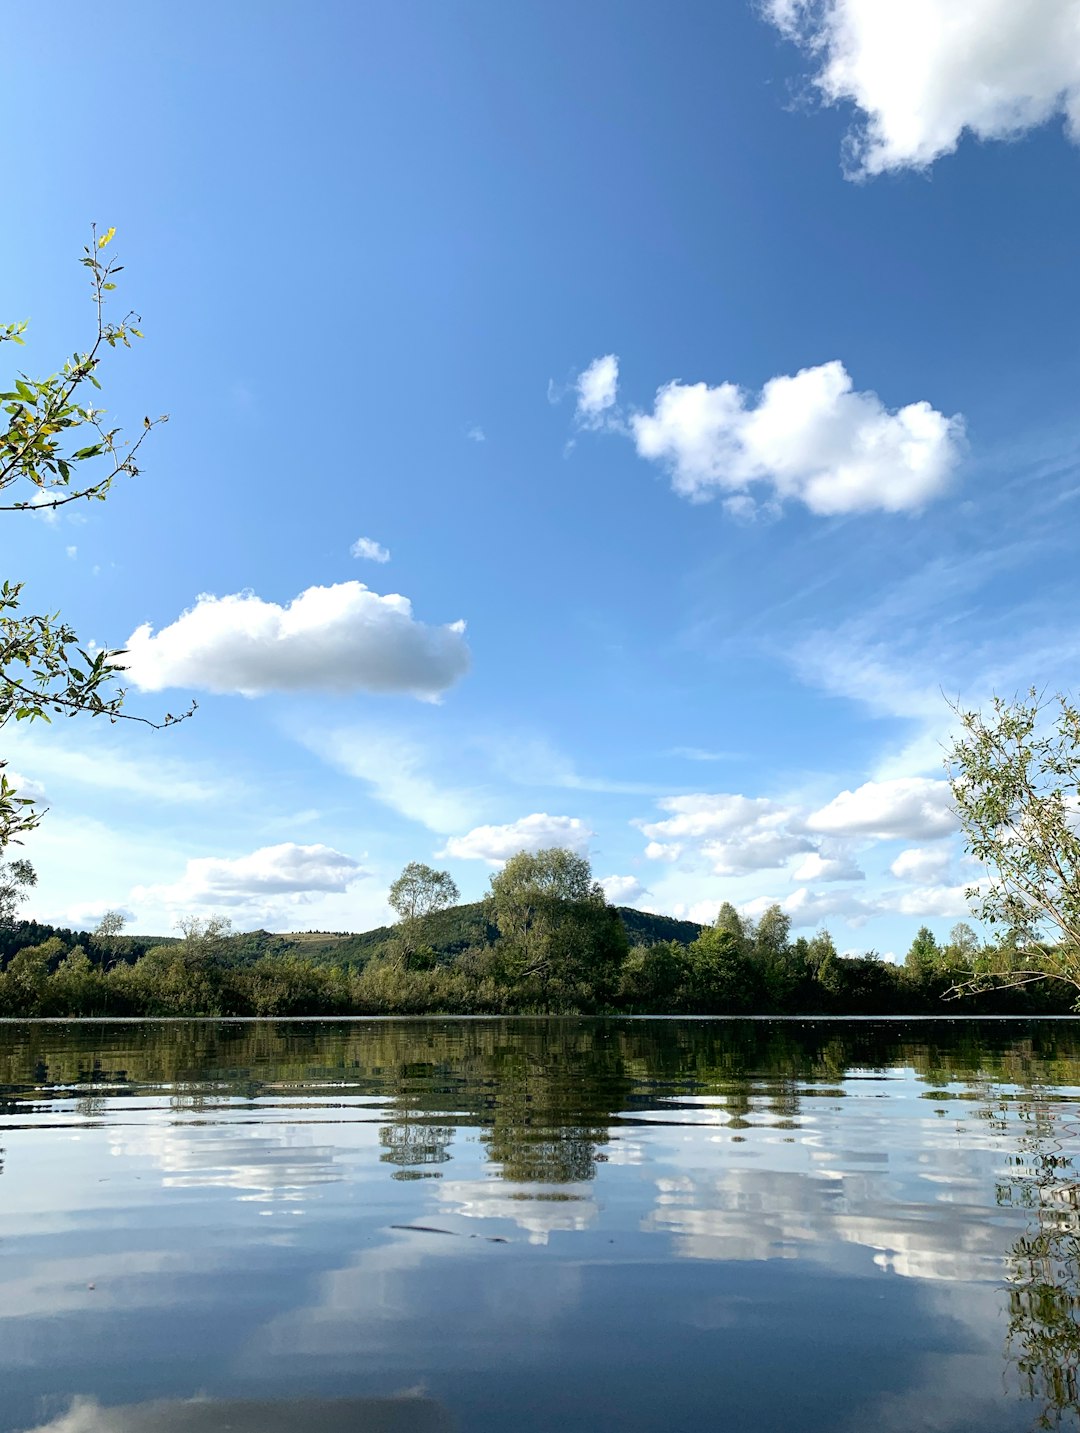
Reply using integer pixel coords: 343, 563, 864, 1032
387, 862, 460, 968
488, 847, 627, 1005
905, 925, 940, 978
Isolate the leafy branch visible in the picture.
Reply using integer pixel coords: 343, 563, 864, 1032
946, 690, 1080, 997
1, 230, 194, 848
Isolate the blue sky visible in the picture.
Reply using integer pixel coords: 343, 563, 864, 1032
6, 0, 1080, 954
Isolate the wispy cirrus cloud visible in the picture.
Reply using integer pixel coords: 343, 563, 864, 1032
300, 727, 484, 835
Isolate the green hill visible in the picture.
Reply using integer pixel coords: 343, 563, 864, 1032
251, 902, 704, 967
2, 903, 702, 974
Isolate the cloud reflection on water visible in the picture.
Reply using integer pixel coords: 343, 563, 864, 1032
19, 1396, 454, 1433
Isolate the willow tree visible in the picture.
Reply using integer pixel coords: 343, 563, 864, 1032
1, 229, 190, 848
947, 690, 1080, 996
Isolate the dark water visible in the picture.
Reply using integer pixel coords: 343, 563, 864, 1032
1, 1019, 1079, 1433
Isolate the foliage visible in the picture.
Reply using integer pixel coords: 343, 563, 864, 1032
487, 848, 628, 1007
948, 690, 1080, 994
3, 840, 1079, 1017
0, 856, 36, 927
905, 925, 940, 979
1, 230, 191, 848
388, 862, 460, 923
387, 861, 460, 968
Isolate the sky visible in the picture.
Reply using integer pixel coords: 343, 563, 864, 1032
5, 0, 1080, 956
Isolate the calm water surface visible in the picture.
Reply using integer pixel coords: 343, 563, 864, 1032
1, 1018, 1079, 1432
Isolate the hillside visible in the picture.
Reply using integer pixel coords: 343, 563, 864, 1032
1, 903, 703, 974
239, 902, 704, 967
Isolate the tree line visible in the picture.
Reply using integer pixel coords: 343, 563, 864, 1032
0, 847, 1074, 1018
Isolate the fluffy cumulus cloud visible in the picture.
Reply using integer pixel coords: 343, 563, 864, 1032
630, 359, 963, 514
890, 845, 953, 882
766, 0, 1080, 175
123, 582, 469, 701
807, 777, 958, 840
745, 885, 878, 929
633, 777, 972, 933
637, 793, 813, 873
350, 536, 390, 563
791, 851, 864, 882
878, 882, 974, 919
737, 875, 975, 930
599, 874, 648, 906
134, 842, 365, 909
440, 813, 592, 865
575, 354, 620, 425
637, 793, 792, 845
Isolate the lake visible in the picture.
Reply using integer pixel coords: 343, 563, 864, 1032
1, 1018, 1079, 1433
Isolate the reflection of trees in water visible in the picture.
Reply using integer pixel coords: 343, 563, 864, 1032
5, 1016, 1080, 1197
475, 1032, 625, 1183
379, 1115, 455, 1179
992, 1094, 1080, 1430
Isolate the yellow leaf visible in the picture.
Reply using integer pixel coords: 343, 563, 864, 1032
98, 226, 116, 249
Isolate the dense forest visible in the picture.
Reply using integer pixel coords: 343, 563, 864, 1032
0, 846, 1074, 1017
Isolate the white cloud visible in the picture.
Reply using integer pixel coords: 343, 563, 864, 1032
575, 354, 619, 425
681, 899, 723, 926
65, 545, 77, 559
669, 746, 741, 762
633, 777, 971, 935
134, 842, 366, 909
29, 489, 59, 524
302, 727, 482, 835
740, 875, 975, 929
878, 882, 974, 919
807, 777, 958, 840
630, 360, 963, 514
766, 0, 1080, 176
123, 582, 469, 701
467, 425, 486, 443
890, 845, 953, 882
638, 793, 793, 843
599, 874, 648, 906
705, 832, 814, 876
744, 885, 878, 929
440, 813, 592, 865
2, 735, 231, 809
637, 793, 812, 873
350, 536, 390, 563
2, 767, 46, 803
62, 901, 136, 929
791, 851, 864, 882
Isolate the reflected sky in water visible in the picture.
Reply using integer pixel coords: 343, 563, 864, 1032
1, 1018, 1079, 1433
